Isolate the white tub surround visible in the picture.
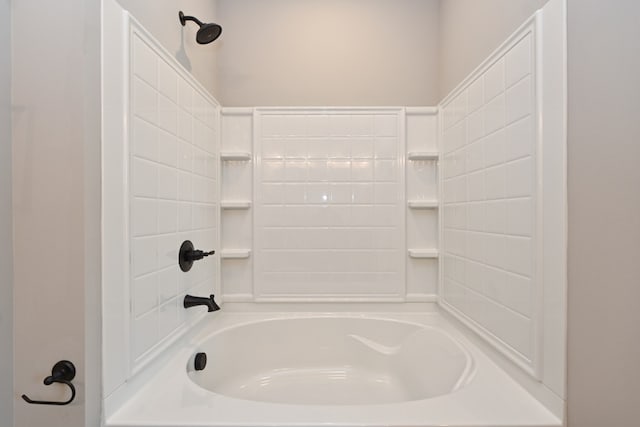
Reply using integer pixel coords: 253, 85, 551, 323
102, 0, 566, 424
439, 0, 566, 404
219, 107, 440, 303
105, 309, 560, 427
102, 0, 222, 402
441, 21, 539, 373
254, 109, 407, 300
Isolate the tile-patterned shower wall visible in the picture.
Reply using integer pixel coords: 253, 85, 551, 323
440, 31, 537, 363
130, 33, 219, 364
254, 110, 405, 300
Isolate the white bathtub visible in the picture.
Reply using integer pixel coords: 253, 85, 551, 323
106, 308, 561, 427
189, 317, 474, 405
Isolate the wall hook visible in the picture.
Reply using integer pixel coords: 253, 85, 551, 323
21, 360, 76, 406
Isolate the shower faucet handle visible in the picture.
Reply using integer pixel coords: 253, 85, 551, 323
179, 240, 215, 272
184, 249, 215, 262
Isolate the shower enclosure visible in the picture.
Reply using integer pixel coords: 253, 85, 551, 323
100, 0, 567, 425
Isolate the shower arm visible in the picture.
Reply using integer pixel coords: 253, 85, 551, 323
179, 12, 204, 27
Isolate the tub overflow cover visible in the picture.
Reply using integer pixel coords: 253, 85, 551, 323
194, 352, 207, 371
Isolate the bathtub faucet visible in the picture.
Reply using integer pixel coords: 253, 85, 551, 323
184, 294, 221, 312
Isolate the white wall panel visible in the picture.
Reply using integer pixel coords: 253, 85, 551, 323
439, 4, 566, 414
103, 6, 221, 407
253, 109, 406, 301
211, 106, 439, 337
128, 29, 220, 366
441, 28, 538, 369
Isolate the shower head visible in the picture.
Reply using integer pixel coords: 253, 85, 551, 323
179, 11, 222, 45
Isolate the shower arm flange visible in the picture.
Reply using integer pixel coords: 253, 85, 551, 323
179, 11, 204, 27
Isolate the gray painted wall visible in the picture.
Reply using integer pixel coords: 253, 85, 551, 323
215, 0, 440, 106
116, 0, 220, 96
112, 1, 555, 106
0, 0, 13, 424
11, 0, 102, 425
438, 0, 549, 99
84, 2, 102, 425
567, 1, 640, 425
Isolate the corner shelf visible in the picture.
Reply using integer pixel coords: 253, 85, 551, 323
220, 249, 251, 260
221, 200, 252, 210
407, 152, 438, 161
408, 249, 439, 259
220, 152, 251, 161
408, 200, 439, 209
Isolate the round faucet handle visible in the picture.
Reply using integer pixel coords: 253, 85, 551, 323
179, 240, 216, 272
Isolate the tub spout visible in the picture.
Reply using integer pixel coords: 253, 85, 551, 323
184, 294, 220, 312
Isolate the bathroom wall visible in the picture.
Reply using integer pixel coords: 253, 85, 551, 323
438, 0, 549, 99
215, 0, 440, 106
254, 110, 406, 300
128, 26, 220, 366
219, 107, 439, 303
116, 0, 220, 95
102, 3, 221, 406
12, 0, 102, 426
439, 0, 566, 412
567, 1, 640, 425
440, 26, 538, 369
0, 0, 13, 425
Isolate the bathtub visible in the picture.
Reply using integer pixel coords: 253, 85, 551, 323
189, 317, 474, 405
106, 307, 561, 427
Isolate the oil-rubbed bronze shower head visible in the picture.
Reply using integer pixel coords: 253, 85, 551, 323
179, 11, 222, 44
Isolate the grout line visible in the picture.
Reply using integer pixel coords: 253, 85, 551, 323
132, 195, 218, 206
444, 275, 533, 321
132, 112, 218, 154
443, 226, 533, 239
504, 72, 532, 92
132, 225, 217, 239
442, 251, 532, 281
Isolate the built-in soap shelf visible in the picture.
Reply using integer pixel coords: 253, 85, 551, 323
220, 152, 252, 161
405, 109, 439, 298
408, 200, 438, 209
408, 249, 439, 259
220, 249, 251, 260
407, 152, 438, 161
220, 200, 252, 210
